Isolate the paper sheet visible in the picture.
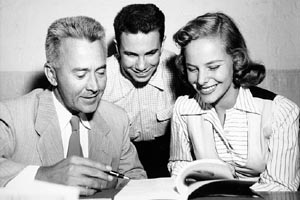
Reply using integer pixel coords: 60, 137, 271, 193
114, 177, 184, 200
0, 180, 80, 200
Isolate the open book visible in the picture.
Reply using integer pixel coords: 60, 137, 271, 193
114, 159, 259, 200
175, 159, 259, 199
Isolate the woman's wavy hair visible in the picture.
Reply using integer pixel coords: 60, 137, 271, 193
173, 12, 265, 89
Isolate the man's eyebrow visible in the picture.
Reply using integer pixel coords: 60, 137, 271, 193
97, 64, 106, 69
146, 49, 159, 54
72, 68, 88, 72
72, 64, 106, 72
122, 48, 159, 56
123, 50, 138, 55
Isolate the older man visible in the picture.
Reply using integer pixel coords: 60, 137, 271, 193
0, 16, 146, 196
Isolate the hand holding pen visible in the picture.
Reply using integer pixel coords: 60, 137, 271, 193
107, 170, 130, 180
36, 156, 130, 196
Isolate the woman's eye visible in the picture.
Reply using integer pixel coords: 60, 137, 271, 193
187, 67, 198, 72
209, 65, 220, 70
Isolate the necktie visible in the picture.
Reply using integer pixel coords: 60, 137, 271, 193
67, 115, 83, 157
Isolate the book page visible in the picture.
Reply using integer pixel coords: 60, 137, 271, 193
0, 180, 79, 200
114, 177, 184, 200
175, 159, 234, 195
187, 179, 258, 198
174, 159, 259, 198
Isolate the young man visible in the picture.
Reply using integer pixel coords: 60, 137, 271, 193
0, 16, 146, 196
102, 4, 183, 178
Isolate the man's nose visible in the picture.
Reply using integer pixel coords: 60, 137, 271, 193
135, 57, 147, 71
86, 74, 99, 92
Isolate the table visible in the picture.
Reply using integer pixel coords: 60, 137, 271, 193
82, 190, 300, 200
189, 192, 300, 200
80, 188, 121, 199
80, 178, 300, 200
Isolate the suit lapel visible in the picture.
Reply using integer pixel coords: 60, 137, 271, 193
35, 90, 64, 165
88, 111, 112, 166
35, 90, 112, 166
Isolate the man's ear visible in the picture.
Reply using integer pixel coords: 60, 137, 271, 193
162, 35, 166, 47
160, 35, 166, 54
44, 62, 58, 86
113, 39, 120, 56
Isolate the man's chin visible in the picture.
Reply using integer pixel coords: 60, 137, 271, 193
132, 77, 152, 87
78, 103, 99, 114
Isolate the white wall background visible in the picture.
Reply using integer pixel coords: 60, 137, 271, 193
1, 0, 300, 72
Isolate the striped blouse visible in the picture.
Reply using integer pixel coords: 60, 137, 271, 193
168, 87, 300, 191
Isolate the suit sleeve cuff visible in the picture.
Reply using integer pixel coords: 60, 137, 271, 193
5, 165, 40, 187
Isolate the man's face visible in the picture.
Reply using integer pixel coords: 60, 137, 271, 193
118, 31, 163, 85
51, 38, 107, 114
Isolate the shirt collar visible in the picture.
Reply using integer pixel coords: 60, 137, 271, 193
148, 62, 165, 90
180, 94, 213, 115
180, 87, 260, 116
78, 113, 91, 130
52, 92, 91, 130
233, 87, 260, 114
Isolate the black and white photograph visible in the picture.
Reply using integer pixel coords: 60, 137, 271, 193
0, 0, 299, 199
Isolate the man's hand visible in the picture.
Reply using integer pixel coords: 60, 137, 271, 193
35, 156, 113, 196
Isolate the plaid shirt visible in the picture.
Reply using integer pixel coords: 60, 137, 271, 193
102, 49, 179, 141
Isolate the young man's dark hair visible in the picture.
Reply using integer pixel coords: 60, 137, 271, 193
113, 3, 165, 46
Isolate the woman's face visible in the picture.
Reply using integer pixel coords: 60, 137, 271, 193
184, 37, 237, 107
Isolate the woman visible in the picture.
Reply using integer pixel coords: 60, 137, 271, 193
168, 12, 300, 191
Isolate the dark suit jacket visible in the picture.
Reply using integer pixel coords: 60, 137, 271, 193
0, 88, 146, 187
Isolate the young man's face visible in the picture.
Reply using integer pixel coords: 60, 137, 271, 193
117, 30, 163, 85
48, 38, 107, 114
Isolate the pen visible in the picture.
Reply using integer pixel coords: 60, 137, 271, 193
107, 170, 130, 180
